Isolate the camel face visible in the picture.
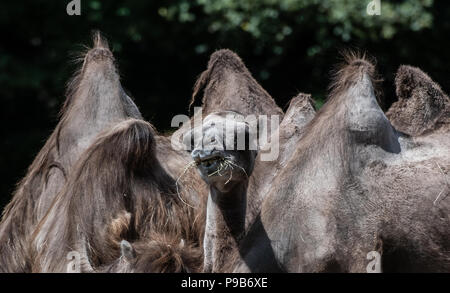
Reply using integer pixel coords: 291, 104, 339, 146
189, 111, 257, 192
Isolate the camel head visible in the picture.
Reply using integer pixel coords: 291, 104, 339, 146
188, 111, 257, 192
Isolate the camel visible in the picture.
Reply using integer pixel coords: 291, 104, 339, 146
0, 32, 207, 273
7, 42, 283, 273
183, 49, 316, 272
189, 105, 316, 272
23, 35, 210, 272
98, 48, 288, 273
104, 49, 287, 273
193, 53, 450, 272
188, 111, 258, 272
3, 33, 447, 273
30, 118, 206, 272
0, 32, 142, 272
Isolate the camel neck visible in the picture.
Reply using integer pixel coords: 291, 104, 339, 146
203, 182, 247, 272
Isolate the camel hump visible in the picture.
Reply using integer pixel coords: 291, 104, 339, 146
85, 31, 114, 63
65, 31, 117, 104
90, 119, 156, 169
63, 30, 142, 123
191, 49, 282, 118
286, 93, 316, 115
192, 49, 245, 106
386, 65, 450, 136
207, 49, 247, 72
325, 51, 400, 153
328, 50, 381, 100
282, 93, 316, 130
92, 30, 109, 49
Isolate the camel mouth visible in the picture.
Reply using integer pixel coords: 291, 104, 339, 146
193, 153, 227, 176
196, 155, 223, 169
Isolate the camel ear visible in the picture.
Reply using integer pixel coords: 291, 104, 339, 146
120, 240, 136, 262
346, 73, 400, 153
386, 65, 450, 136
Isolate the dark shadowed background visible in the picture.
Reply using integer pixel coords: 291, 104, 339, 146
1, 0, 449, 210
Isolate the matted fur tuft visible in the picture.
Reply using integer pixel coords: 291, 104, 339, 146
104, 233, 203, 273
386, 65, 450, 136
189, 49, 282, 118
92, 30, 109, 49
328, 50, 382, 104
63, 31, 115, 123
191, 49, 247, 109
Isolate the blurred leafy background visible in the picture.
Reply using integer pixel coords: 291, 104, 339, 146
1, 0, 449, 209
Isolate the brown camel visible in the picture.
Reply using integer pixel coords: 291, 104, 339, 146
193, 53, 449, 272
0, 32, 142, 272
23, 35, 211, 272
97, 48, 286, 272
20, 46, 283, 273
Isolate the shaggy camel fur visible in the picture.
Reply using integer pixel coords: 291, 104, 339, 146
194, 53, 449, 272
0, 32, 142, 272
